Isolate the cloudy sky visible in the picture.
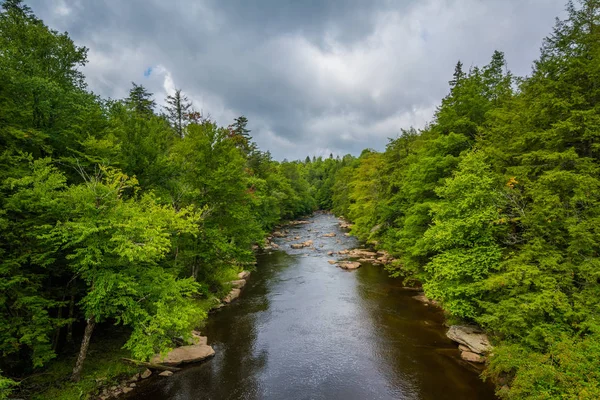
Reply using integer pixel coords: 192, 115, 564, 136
28, 0, 566, 160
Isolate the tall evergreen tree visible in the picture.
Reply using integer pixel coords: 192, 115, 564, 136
164, 88, 192, 138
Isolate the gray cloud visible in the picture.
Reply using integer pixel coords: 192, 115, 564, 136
28, 0, 566, 160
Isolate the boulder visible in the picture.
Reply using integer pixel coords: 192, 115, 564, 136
338, 261, 361, 270
190, 332, 208, 346
291, 244, 304, 249
460, 351, 486, 364
229, 279, 246, 289
302, 240, 314, 247
290, 220, 310, 225
223, 288, 241, 303
151, 344, 215, 366
322, 233, 336, 237
327, 251, 334, 256
122, 387, 133, 394
272, 231, 286, 238
447, 325, 492, 355
412, 293, 439, 306
159, 370, 174, 377
271, 243, 280, 249
141, 369, 152, 379
238, 271, 250, 280
338, 250, 349, 255
458, 344, 470, 352
349, 249, 377, 258
328, 260, 337, 265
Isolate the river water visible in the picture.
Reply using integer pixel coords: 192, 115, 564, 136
128, 212, 496, 400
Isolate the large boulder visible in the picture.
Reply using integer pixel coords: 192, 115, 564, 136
447, 325, 492, 355
223, 288, 241, 303
151, 344, 215, 366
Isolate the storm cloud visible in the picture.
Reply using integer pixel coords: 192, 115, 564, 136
29, 0, 566, 160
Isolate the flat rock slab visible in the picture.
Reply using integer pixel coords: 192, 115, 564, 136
413, 293, 439, 306
338, 261, 361, 270
322, 233, 337, 237
447, 325, 492, 355
460, 350, 486, 364
151, 344, 215, 366
223, 288, 241, 303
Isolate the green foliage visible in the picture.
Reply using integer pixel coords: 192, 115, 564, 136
0, 2, 322, 396
328, 2, 600, 398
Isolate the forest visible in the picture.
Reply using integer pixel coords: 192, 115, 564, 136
1, 0, 599, 399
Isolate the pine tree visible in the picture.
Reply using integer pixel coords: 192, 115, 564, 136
127, 82, 156, 116
164, 89, 192, 138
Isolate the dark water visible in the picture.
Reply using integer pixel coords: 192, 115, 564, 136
128, 213, 496, 400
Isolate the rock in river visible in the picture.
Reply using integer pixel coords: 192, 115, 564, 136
223, 288, 241, 303
460, 351, 486, 364
151, 344, 215, 366
238, 271, 250, 280
229, 279, 246, 289
338, 261, 361, 270
446, 325, 492, 355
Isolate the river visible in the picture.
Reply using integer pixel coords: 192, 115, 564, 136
128, 212, 496, 399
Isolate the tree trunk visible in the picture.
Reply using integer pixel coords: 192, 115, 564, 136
71, 315, 95, 382
66, 295, 75, 343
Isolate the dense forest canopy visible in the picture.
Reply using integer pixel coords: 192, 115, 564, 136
1, 0, 600, 399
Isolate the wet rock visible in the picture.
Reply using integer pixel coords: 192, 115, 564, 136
458, 344, 470, 352
289, 220, 310, 225
229, 279, 246, 289
412, 293, 439, 306
190, 331, 208, 346
327, 251, 334, 256
460, 351, 486, 363
291, 243, 304, 249
223, 288, 241, 303
271, 243, 279, 249
128, 373, 140, 382
272, 231, 286, 238
123, 387, 133, 394
338, 261, 361, 270
129, 383, 137, 388
349, 249, 378, 258
302, 240, 313, 247
447, 325, 492, 355
238, 271, 250, 280
338, 250, 349, 255
151, 344, 215, 366
159, 370, 174, 377
141, 369, 152, 379
294, 236, 301, 240
322, 233, 336, 237
328, 260, 337, 265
